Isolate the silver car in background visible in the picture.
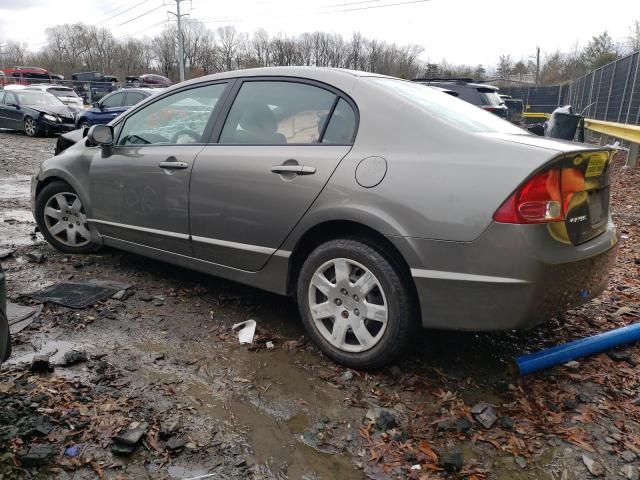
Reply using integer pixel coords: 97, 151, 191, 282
30, 67, 618, 369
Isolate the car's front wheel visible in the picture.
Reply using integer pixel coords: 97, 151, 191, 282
78, 121, 91, 130
35, 181, 96, 253
24, 117, 41, 137
297, 238, 417, 369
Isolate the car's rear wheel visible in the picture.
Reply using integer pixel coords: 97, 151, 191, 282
35, 181, 96, 253
24, 117, 41, 137
297, 238, 417, 369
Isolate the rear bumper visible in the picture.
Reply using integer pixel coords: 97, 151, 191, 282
402, 220, 619, 330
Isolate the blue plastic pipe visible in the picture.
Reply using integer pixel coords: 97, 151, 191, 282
513, 322, 640, 376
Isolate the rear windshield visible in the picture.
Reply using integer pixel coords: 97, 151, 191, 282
49, 88, 78, 97
369, 78, 523, 134
477, 87, 503, 107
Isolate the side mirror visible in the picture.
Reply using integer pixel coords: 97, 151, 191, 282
92, 102, 101, 109
87, 125, 113, 146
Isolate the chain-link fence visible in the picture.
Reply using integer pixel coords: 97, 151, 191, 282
567, 51, 640, 125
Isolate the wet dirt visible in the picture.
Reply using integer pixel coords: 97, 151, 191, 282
1, 132, 639, 479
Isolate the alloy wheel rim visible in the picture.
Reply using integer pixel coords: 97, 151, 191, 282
308, 257, 388, 353
43, 192, 91, 247
25, 118, 36, 136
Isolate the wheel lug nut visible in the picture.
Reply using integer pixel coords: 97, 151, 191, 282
353, 295, 359, 302
341, 311, 349, 318
340, 288, 348, 295
354, 309, 359, 316
334, 298, 342, 306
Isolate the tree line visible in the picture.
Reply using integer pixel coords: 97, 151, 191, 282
1, 19, 639, 85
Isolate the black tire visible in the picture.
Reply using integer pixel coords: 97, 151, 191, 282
296, 238, 418, 369
79, 121, 91, 130
0, 311, 10, 363
35, 181, 97, 254
24, 116, 42, 137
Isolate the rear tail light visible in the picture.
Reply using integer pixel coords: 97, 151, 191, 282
493, 167, 584, 224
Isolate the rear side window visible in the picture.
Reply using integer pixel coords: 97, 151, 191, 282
102, 93, 124, 108
322, 98, 356, 144
371, 78, 522, 134
477, 88, 503, 106
49, 88, 78, 97
219, 81, 336, 145
124, 92, 145, 106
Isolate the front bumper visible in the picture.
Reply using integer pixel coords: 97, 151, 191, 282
42, 120, 76, 133
403, 221, 619, 330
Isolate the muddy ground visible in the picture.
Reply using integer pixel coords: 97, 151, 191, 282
0, 130, 639, 480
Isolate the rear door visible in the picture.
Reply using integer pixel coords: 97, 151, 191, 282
189, 78, 357, 271
0, 92, 23, 129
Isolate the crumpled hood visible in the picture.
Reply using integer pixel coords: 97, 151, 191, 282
28, 105, 76, 119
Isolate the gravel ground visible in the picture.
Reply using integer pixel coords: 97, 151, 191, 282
0, 129, 639, 480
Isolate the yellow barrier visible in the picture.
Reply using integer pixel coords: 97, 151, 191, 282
523, 112, 550, 119
583, 118, 640, 144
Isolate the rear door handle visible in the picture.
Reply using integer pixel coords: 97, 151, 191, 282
271, 165, 316, 175
159, 158, 188, 169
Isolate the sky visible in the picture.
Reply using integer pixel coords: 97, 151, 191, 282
0, 0, 638, 67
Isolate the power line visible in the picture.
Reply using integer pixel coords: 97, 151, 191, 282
96, 0, 151, 26
113, 4, 166, 29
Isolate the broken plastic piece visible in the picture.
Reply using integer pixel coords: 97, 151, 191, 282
232, 320, 256, 344
513, 322, 640, 376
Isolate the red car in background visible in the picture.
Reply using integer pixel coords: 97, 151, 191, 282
0, 66, 63, 86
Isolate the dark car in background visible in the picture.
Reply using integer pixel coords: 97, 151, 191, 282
71, 71, 118, 103
413, 78, 509, 119
0, 89, 76, 136
1, 264, 10, 364
125, 74, 171, 88
75, 88, 159, 129
500, 94, 524, 124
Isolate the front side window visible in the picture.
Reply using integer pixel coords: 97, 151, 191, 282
101, 93, 124, 108
219, 81, 336, 145
117, 83, 226, 146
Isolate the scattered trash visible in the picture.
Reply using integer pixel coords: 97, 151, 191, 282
0, 247, 16, 259
19, 445, 57, 467
26, 281, 122, 309
582, 453, 604, 476
111, 422, 148, 455
438, 446, 463, 472
472, 402, 498, 429
30, 354, 53, 373
64, 445, 80, 457
266, 340, 274, 349
165, 436, 186, 452
62, 349, 87, 366
513, 322, 640, 376
232, 319, 256, 344
24, 250, 45, 263
7, 302, 41, 334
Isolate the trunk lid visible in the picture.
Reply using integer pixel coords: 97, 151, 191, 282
559, 150, 612, 245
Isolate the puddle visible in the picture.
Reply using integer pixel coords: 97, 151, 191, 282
166, 465, 211, 479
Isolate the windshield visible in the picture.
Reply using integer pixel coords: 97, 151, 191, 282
369, 78, 523, 134
49, 88, 79, 98
16, 91, 64, 107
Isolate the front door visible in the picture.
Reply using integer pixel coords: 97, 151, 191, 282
89, 82, 229, 255
190, 79, 357, 271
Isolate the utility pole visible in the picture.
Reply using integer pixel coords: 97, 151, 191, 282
535, 46, 540, 85
168, 0, 187, 82
0, 43, 5, 70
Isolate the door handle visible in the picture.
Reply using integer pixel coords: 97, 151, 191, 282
271, 165, 316, 175
159, 159, 188, 169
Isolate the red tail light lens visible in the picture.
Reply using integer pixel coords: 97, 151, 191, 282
493, 168, 581, 224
